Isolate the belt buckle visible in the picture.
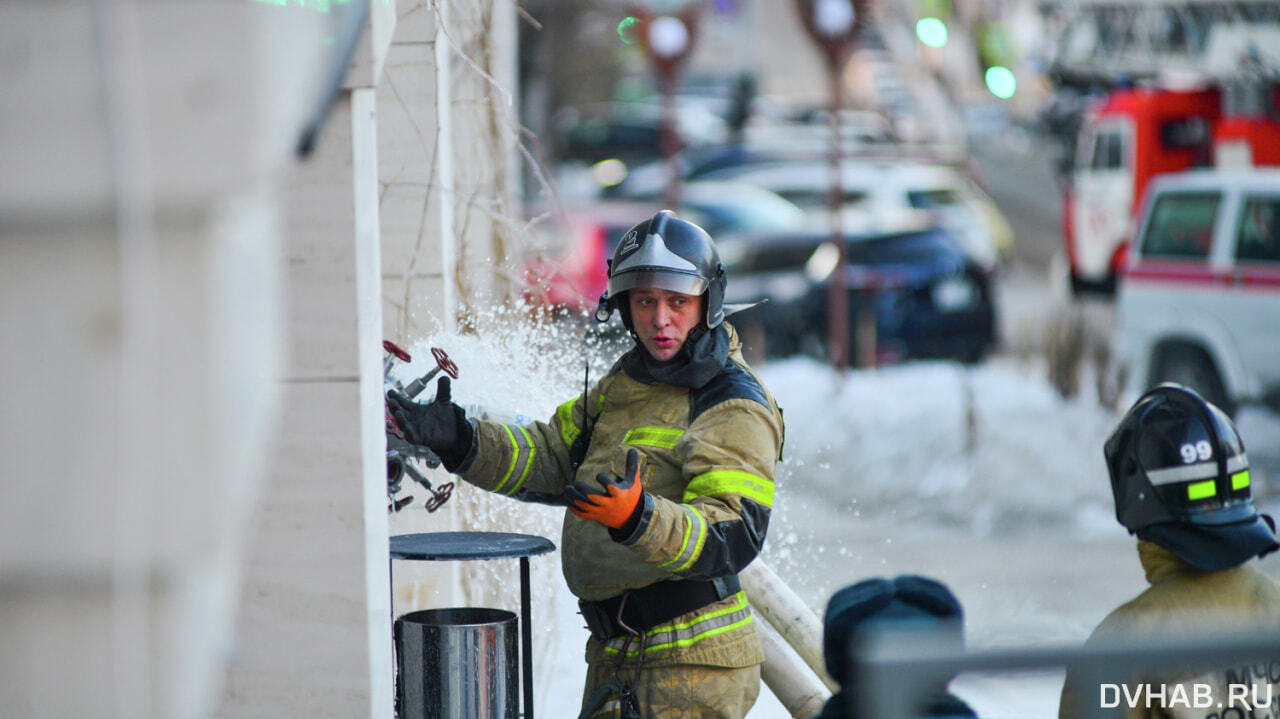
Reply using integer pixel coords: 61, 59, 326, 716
578, 600, 616, 642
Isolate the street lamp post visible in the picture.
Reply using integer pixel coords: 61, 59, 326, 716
634, 6, 701, 209
795, 0, 871, 370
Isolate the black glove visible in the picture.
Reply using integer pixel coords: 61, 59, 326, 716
387, 377, 474, 471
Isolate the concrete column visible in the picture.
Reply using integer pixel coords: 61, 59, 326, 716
216, 3, 398, 718
216, 96, 387, 719
0, 3, 323, 718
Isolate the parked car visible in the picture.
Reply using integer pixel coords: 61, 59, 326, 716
698, 158, 1013, 270
553, 102, 728, 166
1114, 169, 1280, 416
523, 184, 806, 314
722, 218, 998, 364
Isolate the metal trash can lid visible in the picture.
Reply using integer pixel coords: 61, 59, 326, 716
390, 531, 556, 561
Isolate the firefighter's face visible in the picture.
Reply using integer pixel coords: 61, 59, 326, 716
629, 288, 703, 362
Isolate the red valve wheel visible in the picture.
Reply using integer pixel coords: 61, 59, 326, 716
383, 340, 412, 362
431, 347, 459, 379
425, 482, 454, 512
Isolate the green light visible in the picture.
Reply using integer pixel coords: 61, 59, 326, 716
617, 16, 639, 45
916, 17, 948, 48
984, 66, 1016, 98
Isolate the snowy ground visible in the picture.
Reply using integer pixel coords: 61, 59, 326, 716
394, 323, 1280, 719
756, 356, 1280, 719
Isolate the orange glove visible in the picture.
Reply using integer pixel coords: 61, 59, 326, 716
565, 448, 644, 530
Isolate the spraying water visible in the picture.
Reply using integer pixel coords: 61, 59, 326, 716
386, 306, 1280, 718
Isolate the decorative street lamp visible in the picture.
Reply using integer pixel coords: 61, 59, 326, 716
795, 0, 871, 370
633, 4, 701, 208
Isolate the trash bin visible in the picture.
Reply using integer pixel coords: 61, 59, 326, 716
395, 607, 518, 719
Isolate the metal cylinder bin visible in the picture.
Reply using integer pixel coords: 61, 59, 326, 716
395, 607, 518, 719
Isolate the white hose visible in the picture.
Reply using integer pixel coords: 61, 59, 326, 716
741, 559, 839, 692
754, 609, 831, 718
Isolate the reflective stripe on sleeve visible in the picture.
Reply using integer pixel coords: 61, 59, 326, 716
601, 591, 754, 658
623, 426, 684, 449
683, 469, 774, 507
557, 397, 580, 448
657, 505, 707, 573
494, 424, 536, 496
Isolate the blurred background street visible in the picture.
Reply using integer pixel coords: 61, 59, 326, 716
5, 1, 1279, 717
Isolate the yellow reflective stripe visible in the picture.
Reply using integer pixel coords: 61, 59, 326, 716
675, 509, 708, 573
657, 505, 704, 570
602, 592, 753, 657
661, 590, 749, 632
557, 397, 579, 448
657, 506, 694, 569
1187, 479, 1217, 500
623, 426, 684, 449
502, 426, 537, 496
641, 615, 754, 655
684, 470, 774, 507
493, 425, 522, 494
1232, 470, 1250, 491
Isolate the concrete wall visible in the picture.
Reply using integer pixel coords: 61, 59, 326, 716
0, 3, 327, 718
221, 1, 535, 717
217, 3, 399, 718
1, 0, 530, 716
216, 91, 392, 719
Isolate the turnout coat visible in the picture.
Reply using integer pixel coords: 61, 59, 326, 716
1058, 541, 1280, 719
457, 323, 784, 669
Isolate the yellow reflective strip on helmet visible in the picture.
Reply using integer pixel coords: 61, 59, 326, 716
1187, 479, 1217, 500
557, 397, 580, 448
622, 426, 684, 449
1232, 470, 1250, 491
684, 470, 774, 507
493, 424, 521, 494
674, 510, 708, 573
503, 426, 537, 496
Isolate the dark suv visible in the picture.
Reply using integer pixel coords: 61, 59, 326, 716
722, 224, 998, 364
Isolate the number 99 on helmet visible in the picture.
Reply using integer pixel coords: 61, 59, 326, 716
1104, 383, 1278, 569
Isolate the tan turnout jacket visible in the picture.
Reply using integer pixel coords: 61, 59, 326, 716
459, 324, 784, 669
1059, 541, 1280, 719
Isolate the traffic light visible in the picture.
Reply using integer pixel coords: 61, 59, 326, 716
915, 17, 947, 47
984, 66, 1016, 98
617, 15, 639, 45
913, 0, 950, 48
977, 21, 1016, 98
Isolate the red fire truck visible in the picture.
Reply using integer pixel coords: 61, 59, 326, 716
1063, 79, 1280, 294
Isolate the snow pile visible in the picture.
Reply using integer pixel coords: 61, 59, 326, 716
390, 319, 1279, 719
760, 355, 1122, 543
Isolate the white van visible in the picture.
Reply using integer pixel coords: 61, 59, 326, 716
1114, 169, 1280, 415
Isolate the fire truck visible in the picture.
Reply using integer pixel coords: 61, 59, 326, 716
1063, 81, 1280, 293
1048, 13, 1280, 294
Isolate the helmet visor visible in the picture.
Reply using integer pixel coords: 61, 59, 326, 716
608, 269, 709, 298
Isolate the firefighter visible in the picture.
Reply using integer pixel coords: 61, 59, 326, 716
390, 210, 785, 719
1058, 384, 1280, 719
